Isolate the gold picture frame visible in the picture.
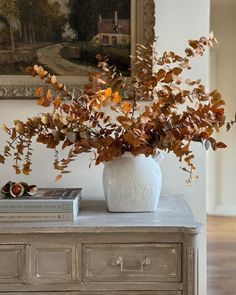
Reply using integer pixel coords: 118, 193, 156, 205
0, 0, 155, 100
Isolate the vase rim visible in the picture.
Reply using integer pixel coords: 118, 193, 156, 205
121, 152, 142, 158
103, 151, 164, 165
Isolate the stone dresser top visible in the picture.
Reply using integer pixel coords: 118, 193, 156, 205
0, 196, 201, 234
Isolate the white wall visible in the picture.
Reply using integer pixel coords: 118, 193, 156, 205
0, 1, 210, 294
156, 1, 210, 294
0, 100, 104, 195
208, 0, 236, 215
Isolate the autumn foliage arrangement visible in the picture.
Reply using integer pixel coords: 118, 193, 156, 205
1, 33, 235, 182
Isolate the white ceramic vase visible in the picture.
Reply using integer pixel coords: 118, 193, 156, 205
103, 153, 163, 212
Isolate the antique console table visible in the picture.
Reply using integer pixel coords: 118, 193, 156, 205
0, 196, 201, 295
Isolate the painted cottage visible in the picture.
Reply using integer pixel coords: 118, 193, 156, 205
92, 11, 130, 46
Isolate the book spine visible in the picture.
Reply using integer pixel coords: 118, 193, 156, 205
0, 212, 74, 222
0, 201, 75, 213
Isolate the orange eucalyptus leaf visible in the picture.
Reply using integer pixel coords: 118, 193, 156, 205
217, 142, 227, 149
121, 101, 132, 115
35, 87, 44, 97
124, 132, 141, 147
113, 92, 122, 103
104, 87, 112, 97
37, 97, 50, 107
55, 175, 62, 182
46, 89, 52, 100
53, 96, 61, 108
0, 155, 5, 164
1, 124, 10, 134
14, 120, 25, 134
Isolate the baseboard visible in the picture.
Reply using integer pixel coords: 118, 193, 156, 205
211, 204, 236, 216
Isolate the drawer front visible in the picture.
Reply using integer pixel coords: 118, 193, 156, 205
0, 244, 25, 283
83, 243, 181, 282
30, 244, 76, 284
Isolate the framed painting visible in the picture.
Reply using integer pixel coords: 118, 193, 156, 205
0, 0, 155, 99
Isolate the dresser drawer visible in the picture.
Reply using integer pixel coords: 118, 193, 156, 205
83, 243, 181, 282
30, 244, 76, 284
0, 244, 26, 283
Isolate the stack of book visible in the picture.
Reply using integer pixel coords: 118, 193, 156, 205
0, 188, 82, 222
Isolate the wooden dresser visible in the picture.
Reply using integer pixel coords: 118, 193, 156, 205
0, 196, 201, 295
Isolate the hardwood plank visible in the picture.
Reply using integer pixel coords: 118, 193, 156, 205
208, 216, 236, 295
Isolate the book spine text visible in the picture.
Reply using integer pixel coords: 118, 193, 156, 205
0, 201, 75, 213
0, 212, 74, 222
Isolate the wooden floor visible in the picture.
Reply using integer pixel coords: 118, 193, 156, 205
207, 216, 236, 295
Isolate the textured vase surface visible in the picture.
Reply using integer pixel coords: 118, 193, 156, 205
103, 153, 162, 212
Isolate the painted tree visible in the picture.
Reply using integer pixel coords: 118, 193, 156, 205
67, 0, 99, 41
17, 0, 67, 43
0, 0, 19, 51
98, 0, 130, 19
44, 1, 67, 42
17, 0, 34, 43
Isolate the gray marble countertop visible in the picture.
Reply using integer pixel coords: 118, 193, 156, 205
0, 196, 201, 234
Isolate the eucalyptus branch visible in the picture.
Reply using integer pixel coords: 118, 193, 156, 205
1, 33, 233, 183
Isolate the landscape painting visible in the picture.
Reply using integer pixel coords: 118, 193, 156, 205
0, 0, 131, 76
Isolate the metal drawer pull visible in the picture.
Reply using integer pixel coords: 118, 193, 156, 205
111, 256, 151, 272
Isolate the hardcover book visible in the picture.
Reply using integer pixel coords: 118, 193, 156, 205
0, 188, 82, 214
0, 212, 77, 222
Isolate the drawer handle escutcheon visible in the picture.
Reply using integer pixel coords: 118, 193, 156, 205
111, 256, 151, 272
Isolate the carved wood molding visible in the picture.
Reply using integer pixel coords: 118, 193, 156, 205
0, 76, 86, 100
0, 0, 156, 100
186, 247, 194, 295
186, 245, 199, 295
140, 0, 156, 46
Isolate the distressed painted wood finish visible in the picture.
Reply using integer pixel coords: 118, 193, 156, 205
0, 245, 26, 284
0, 196, 201, 234
83, 243, 182, 282
0, 196, 200, 294
30, 244, 77, 284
